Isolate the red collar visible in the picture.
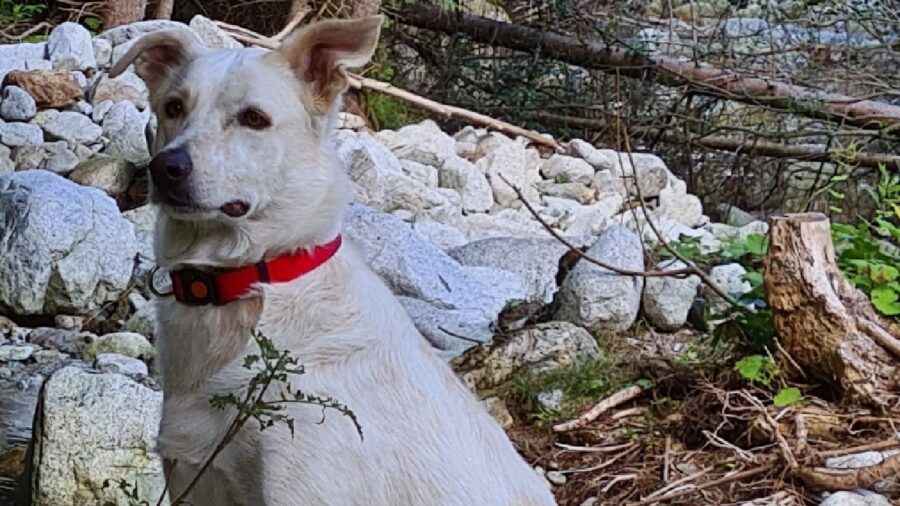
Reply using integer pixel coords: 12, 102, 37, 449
163, 236, 342, 306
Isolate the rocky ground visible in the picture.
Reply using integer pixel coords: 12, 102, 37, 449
0, 18, 896, 506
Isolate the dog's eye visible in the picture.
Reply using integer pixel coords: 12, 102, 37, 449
163, 99, 184, 119
238, 108, 271, 130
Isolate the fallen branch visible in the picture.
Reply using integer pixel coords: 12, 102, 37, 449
523, 112, 900, 170
553, 385, 643, 433
632, 463, 776, 505
394, 4, 900, 129
213, 21, 561, 151
798, 452, 900, 491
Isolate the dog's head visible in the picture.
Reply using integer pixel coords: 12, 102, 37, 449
112, 17, 381, 265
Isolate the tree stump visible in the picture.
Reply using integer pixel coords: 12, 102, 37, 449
764, 213, 900, 407
104, 0, 147, 28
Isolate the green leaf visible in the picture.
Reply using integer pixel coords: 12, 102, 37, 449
773, 387, 803, 407
871, 287, 900, 316
734, 355, 776, 385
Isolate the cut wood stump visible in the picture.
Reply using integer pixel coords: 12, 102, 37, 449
764, 213, 900, 407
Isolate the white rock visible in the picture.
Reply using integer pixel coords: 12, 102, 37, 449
91, 70, 149, 109
705, 263, 751, 313
561, 193, 624, 236
0, 170, 137, 315
825, 449, 900, 469
0, 145, 13, 174
0, 41, 46, 82
67, 99, 92, 116
450, 237, 592, 303
540, 154, 594, 184
43, 110, 102, 143
477, 141, 541, 207
537, 389, 564, 412
84, 331, 154, 361
47, 22, 97, 71
97, 19, 187, 46
0, 121, 43, 146
94, 353, 149, 380
400, 159, 439, 187
412, 220, 468, 252
0, 344, 36, 361
398, 297, 495, 356
91, 38, 112, 67
642, 259, 701, 331
457, 210, 545, 241
91, 99, 113, 123
101, 100, 150, 164
122, 204, 157, 275
438, 156, 493, 213
657, 189, 707, 228
30, 366, 165, 506
189, 14, 242, 49
818, 491, 892, 506
0, 85, 37, 121
555, 226, 644, 332
345, 204, 527, 318
536, 181, 596, 204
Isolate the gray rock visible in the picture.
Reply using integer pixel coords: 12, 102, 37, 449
12, 141, 79, 174
537, 389, 564, 412
399, 297, 495, 355
0, 86, 37, 121
642, 260, 701, 331
94, 353, 149, 380
716, 204, 757, 227
30, 366, 165, 506
0, 122, 43, 147
705, 263, 751, 313
0, 368, 49, 499
42, 110, 102, 143
83, 331, 154, 361
344, 204, 527, 320
67, 155, 134, 195
555, 226, 644, 332
189, 14, 242, 48
400, 159, 438, 187
26, 327, 94, 356
438, 156, 493, 213
457, 210, 545, 241
97, 19, 187, 46
818, 491, 892, 506
0, 344, 36, 361
657, 189, 707, 228
412, 220, 468, 252
453, 321, 601, 391
0, 145, 13, 175
536, 180, 596, 204
101, 101, 150, 164
540, 154, 594, 184
47, 22, 97, 71
560, 193, 623, 236
477, 140, 541, 207
30, 108, 59, 127
91, 70, 149, 109
0, 41, 46, 83
124, 301, 156, 337
450, 237, 591, 303
0, 170, 137, 315
91, 38, 112, 68
91, 99, 113, 123
122, 204, 156, 276
825, 450, 900, 470
67, 99, 92, 116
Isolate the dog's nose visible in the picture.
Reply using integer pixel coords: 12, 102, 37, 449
150, 147, 193, 191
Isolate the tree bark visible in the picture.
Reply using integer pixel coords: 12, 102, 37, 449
519, 111, 900, 170
104, 0, 147, 28
395, 4, 900, 130
152, 0, 173, 19
764, 213, 900, 407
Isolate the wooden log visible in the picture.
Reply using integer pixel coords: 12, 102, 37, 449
764, 213, 900, 407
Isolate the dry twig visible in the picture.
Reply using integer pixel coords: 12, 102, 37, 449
553, 385, 644, 433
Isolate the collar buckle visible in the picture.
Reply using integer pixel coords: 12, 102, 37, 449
171, 268, 220, 306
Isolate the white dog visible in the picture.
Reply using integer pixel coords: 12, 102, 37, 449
111, 16, 557, 506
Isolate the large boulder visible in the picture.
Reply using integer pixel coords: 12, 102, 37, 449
555, 226, 644, 332
29, 366, 165, 506
47, 22, 97, 71
0, 170, 137, 315
451, 322, 601, 391
449, 237, 592, 303
642, 260, 701, 331
344, 204, 528, 353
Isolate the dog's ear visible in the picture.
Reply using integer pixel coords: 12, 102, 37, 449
271, 16, 382, 114
110, 28, 206, 96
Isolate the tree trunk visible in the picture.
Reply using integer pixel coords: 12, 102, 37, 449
764, 213, 900, 407
395, 4, 900, 130
152, 0, 173, 19
104, 0, 146, 28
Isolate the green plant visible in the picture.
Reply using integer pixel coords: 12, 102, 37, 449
832, 165, 900, 317
509, 355, 638, 423
773, 387, 803, 408
734, 354, 778, 385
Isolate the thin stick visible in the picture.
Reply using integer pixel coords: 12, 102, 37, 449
817, 439, 900, 458
553, 385, 643, 433
798, 453, 900, 491
273, 6, 311, 41
632, 464, 775, 505
499, 174, 699, 279
211, 21, 563, 151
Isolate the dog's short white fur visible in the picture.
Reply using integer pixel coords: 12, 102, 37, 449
111, 16, 557, 506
